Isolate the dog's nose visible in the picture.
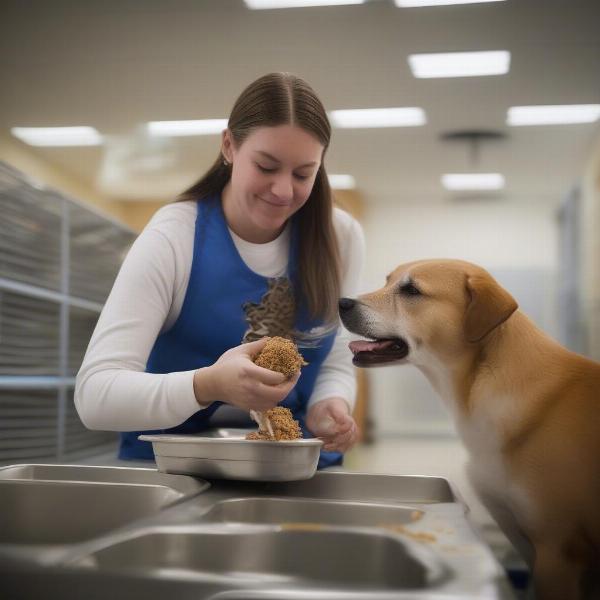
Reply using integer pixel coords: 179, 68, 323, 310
339, 297, 356, 312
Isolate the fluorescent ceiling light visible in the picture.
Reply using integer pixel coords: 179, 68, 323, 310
245, 0, 364, 8
329, 107, 426, 128
329, 174, 356, 189
408, 50, 510, 78
11, 126, 102, 147
507, 105, 600, 126
442, 173, 505, 190
396, 0, 505, 6
147, 119, 228, 136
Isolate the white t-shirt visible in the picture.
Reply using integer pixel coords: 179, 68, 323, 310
74, 200, 365, 431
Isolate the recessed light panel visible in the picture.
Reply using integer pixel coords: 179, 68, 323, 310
328, 174, 356, 189
329, 107, 426, 128
11, 126, 102, 147
245, 0, 363, 8
507, 105, 600, 126
147, 120, 228, 136
442, 173, 505, 190
396, 0, 505, 7
408, 50, 510, 78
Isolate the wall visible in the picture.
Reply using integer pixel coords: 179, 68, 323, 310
359, 195, 561, 437
581, 134, 600, 360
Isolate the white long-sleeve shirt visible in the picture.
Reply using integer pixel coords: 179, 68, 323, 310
75, 200, 365, 431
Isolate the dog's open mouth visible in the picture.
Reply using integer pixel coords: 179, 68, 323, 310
349, 338, 409, 367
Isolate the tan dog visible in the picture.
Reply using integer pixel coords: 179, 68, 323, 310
339, 259, 600, 600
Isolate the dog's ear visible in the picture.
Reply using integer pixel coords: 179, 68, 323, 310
464, 274, 518, 342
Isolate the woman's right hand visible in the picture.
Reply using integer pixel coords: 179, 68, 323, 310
193, 338, 300, 412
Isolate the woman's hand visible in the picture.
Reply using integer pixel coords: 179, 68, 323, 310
194, 338, 299, 412
305, 397, 359, 453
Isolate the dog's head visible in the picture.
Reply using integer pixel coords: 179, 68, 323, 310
340, 259, 518, 368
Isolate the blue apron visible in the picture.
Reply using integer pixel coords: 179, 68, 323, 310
119, 196, 342, 469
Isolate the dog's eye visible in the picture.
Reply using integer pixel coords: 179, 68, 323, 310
399, 282, 421, 296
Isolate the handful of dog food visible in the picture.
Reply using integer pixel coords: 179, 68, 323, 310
253, 336, 307, 378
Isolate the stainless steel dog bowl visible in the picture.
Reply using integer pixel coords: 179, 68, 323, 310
139, 433, 323, 482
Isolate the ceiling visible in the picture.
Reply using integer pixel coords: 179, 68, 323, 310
1, 0, 600, 206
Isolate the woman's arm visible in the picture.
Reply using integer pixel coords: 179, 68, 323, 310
74, 216, 204, 431
305, 209, 366, 451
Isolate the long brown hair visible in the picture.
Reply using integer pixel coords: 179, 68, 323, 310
177, 72, 341, 325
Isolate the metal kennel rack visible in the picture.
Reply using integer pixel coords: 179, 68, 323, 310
0, 161, 136, 463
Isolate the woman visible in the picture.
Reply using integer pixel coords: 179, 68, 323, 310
75, 72, 365, 468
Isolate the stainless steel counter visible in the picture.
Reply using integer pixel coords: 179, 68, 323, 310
0, 464, 516, 599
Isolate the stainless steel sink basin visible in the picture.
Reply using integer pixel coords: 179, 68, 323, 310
0, 465, 209, 545
0, 467, 516, 599
204, 497, 424, 527
0, 480, 185, 544
77, 528, 446, 590
212, 471, 456, 504
0, 463, 209, 497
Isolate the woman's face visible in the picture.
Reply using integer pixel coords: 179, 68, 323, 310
222, 124, 324, 243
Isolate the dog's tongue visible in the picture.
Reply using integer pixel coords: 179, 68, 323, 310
349, 340, 396, 354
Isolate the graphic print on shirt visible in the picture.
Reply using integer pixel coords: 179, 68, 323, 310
242, 277, 296, 342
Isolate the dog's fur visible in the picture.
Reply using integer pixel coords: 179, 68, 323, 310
340, 259, 600, 600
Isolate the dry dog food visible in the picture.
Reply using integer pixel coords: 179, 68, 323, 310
246, 406, 302, 441
247, 338, 306, 442
253, 336, 307, 378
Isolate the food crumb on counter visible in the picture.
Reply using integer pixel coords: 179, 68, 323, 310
380, 524, 437, 543
280, 523, 326, 531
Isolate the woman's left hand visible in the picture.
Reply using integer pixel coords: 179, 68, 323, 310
305, 397, 359, 453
